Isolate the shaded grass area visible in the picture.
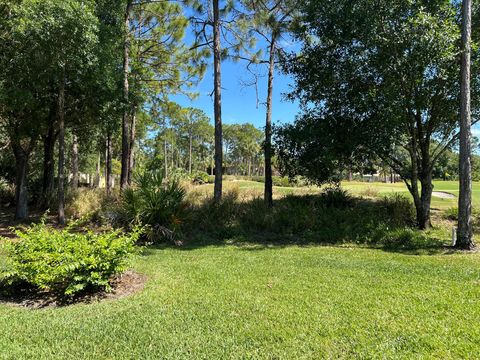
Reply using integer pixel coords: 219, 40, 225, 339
1, 246, 479, 359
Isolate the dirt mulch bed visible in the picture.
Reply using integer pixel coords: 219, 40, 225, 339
0, 270, 148, 309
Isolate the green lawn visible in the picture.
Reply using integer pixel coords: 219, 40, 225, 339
1, 245, 480, 359
342, 180, 480, 210
2, 180, 480, 359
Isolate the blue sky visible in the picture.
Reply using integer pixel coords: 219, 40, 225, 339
172, 5, 301, 130
174, 58, 300, 129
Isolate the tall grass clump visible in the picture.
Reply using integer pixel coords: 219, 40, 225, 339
359, 186, 379, 198
65, 188, 113, 222
185, 187, 241, 240
378, 193, 416, 227
319, 186, 354, 208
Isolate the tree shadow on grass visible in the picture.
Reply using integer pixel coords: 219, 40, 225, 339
0, 206, 60, 239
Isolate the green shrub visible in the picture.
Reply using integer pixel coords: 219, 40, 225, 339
117, 171, 187, 243
190, 170, 210, 185
451, 207, 480, 232
319, 186, 354, 208
272, 176, 291, 187
184, 190, 425, 248
169, 168, 190, 182
0, 222, 140, 296
379, 193, 416, 226
444, 207, 458, 221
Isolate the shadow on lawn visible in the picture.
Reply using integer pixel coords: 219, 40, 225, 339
152, 192, 452, 256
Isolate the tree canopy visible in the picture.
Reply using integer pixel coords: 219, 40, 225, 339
276, 0, 480, 228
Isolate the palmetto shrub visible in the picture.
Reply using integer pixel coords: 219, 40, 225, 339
117, 171, 187, 244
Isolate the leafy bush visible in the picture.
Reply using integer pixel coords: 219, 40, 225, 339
169, 168, 190, 182
319, 186, 354, 208
117, 171, 187, 243
190, 170, 210, 185
0, 222, 140, 296
447, 207, 480, 232
273, 176, 292, 187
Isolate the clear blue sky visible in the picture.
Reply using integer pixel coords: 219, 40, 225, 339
174, 58, 299, 129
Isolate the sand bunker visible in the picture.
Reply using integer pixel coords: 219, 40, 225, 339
432, 191, 456, 199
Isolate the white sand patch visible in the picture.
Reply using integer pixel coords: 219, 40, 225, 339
432, 191, 456, 199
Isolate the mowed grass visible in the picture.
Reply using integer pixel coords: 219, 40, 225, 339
1, 180, 480, 359
1, 245, 480, 359
343, 180, 480, 210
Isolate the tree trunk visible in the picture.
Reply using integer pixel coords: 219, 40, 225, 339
71, 133, 79, 191
120, 0, 133, 190
264, 35, 276, 207
458, 0, 475, 249
42, 122, 56, 199
12, 142, 30, 220
128, 108, 136, 185
213, 0, 223, 202
189, 130, 193, 174
57, 73, 66, 225
95, 153, 101, 188
408, 126, 429, 229
418, 174, 433, 230
164, 139, 168, 178
106, 132, 113, 196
